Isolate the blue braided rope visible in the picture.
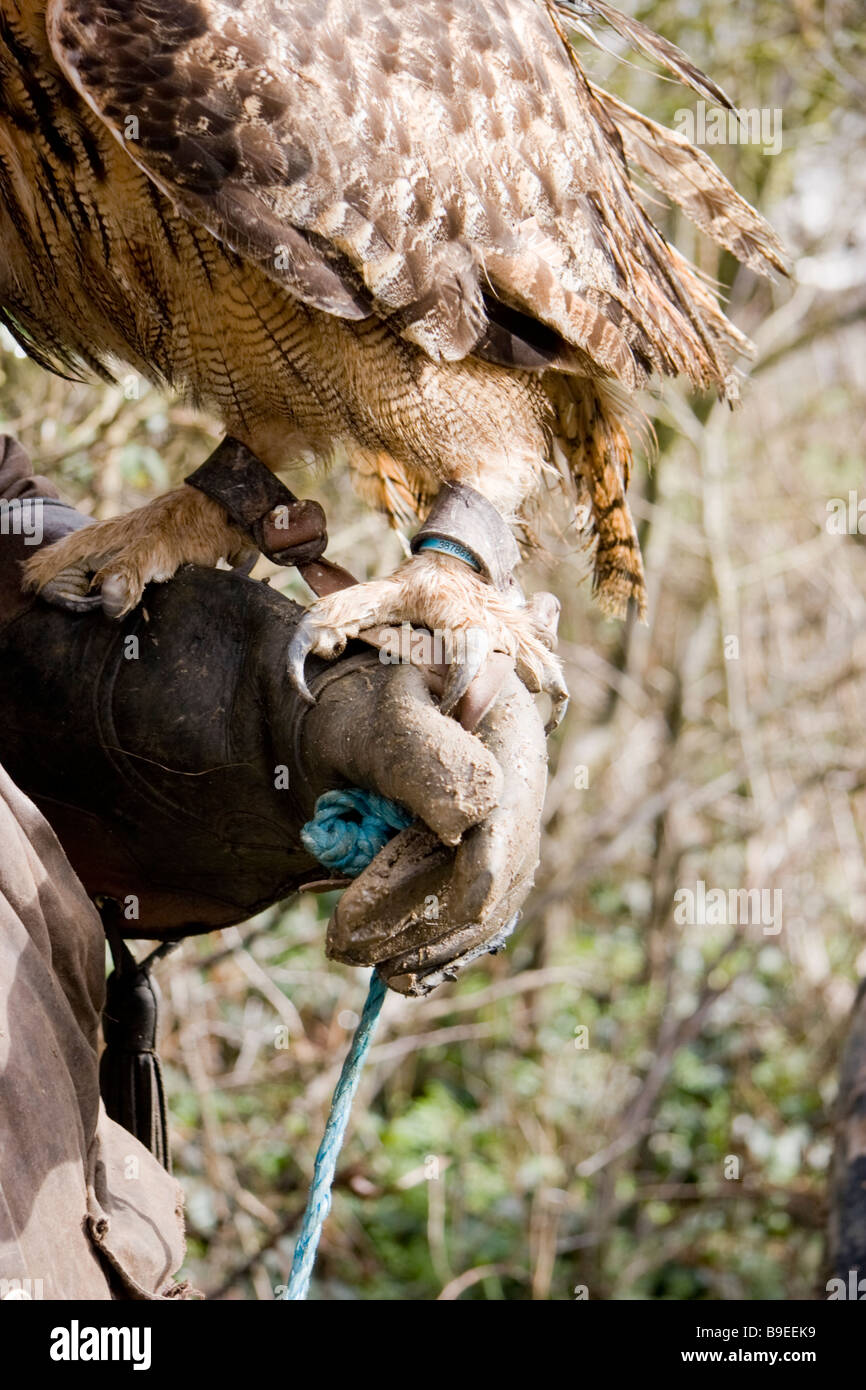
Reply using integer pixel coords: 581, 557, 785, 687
282, 971, 387, 1300
284, 787, 408, 1300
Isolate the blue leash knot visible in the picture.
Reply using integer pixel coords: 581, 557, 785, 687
300, 788, 413, 878
284, 787, 410, 1300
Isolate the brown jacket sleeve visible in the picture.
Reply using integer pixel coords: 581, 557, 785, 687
0, 434, 60, 501
0, 764, 192, 1299
0, 434, 94, 628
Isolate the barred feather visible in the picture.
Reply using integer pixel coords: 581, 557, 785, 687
593, 87, 791, 279
0, 0, 787, 626
555, 0, 736, 112
547, 372, 647, 620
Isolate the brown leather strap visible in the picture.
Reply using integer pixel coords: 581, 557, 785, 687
185, 436, 359, 598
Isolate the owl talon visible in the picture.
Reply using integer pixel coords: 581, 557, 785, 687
41, 566, 104, 613
439, 627, 489, 716
286, 613, 317, 704
545, 682, 570, 735
52, 596, 104, 613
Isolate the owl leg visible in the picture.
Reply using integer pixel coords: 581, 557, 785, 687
287, 484, 570, 733
22, 437, 352, 617
22, 480, 252, 617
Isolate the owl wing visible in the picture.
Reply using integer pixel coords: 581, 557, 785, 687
47, 0, 787, 389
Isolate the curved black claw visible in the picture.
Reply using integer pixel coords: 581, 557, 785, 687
513, 597, 568, 734
40, 565, 104, 614
439, 627, 489, 717
545, 683, 570, 736
229, 547, 259, 578
286, 612, 318, 704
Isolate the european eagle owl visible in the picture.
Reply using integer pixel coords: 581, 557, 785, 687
0, 0, 787, 716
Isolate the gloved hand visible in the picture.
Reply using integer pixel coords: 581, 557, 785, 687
0, 437, 548, 996
301, 661, 547, 995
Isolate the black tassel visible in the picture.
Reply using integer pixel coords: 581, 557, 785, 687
830, 979, 866, 1282
98, 906, 174, 1172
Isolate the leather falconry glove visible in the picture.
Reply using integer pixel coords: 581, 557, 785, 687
0, 436, 547, 996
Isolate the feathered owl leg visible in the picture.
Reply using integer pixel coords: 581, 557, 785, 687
287, 485, 569, 732
22, 484, 252, 616
21, 436, 347, 617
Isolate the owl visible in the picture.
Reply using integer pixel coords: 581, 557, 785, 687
0, 0, 786, 719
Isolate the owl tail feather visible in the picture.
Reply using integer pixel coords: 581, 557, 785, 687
548, 375, 647, 622
590, 88, 790, 281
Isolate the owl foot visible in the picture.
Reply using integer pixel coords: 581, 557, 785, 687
22, 485, 250, 617
287, 549, 569, 733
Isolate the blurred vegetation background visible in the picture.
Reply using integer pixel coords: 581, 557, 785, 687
2, 0, 865, 1300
